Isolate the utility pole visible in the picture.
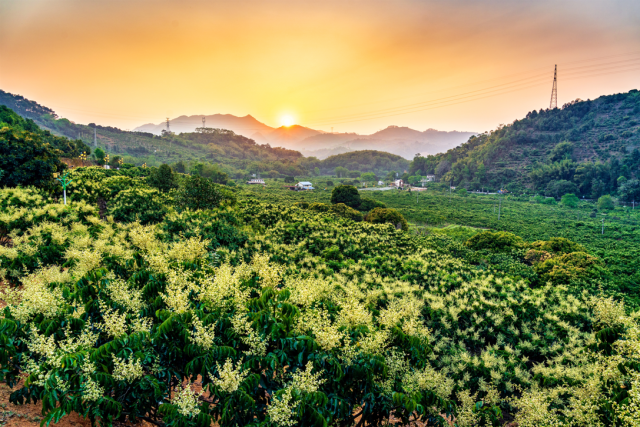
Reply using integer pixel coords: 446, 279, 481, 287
498, 197, 502, 220
54, 171, 72, 205
602, 217, 605, 235
550, 64, 558, 109
93, 126, 97, 148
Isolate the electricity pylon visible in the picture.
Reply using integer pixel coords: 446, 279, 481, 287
550, 64, 558, 109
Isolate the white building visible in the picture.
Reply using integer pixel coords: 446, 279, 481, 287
426, 175, 435, 182
392, 179, 404, 188
246, 179, 265, 185
296, 181, 314, 190
378, 180, 385, 186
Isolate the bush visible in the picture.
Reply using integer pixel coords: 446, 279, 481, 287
147, 164, 178, 193
330, 185, 361, 209
531, 237, 586, 254
561, 193, 579, 208
456, 188, 468, 197
597, 194, 614, 210
535, 251, 602, 285
308, 202, 363, 221
330, 203, 364, 222
465, 231, 524, 253
284, 176, 295, 183
365, 207, 408, 231
108, 187, 169, 224
358, 196, 386, 212
176, 175, 236, 211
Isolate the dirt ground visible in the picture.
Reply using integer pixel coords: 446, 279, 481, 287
0, 379, 92, 427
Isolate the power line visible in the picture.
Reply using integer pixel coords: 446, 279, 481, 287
303, 61, 640, 126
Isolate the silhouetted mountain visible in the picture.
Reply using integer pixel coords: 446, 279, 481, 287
369, 125, 426, 141
259, 125, 322, 146
134, 114, 274, 138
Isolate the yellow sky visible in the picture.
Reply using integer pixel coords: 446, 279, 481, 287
1, 0, 639, 134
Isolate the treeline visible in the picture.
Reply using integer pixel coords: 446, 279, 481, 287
409, 89, 640, 196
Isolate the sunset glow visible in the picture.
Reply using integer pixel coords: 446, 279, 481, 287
0, 0, 639, 134
281, 115, 295, 127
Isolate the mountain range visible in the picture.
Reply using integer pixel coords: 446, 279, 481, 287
135, 118, 476, 160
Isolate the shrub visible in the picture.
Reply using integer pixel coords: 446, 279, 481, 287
561, 193, 579, 208
108, 187, 169, 224
531, 237, 586, 254
330, 185, 361, 209
147, 164, 178, 193
176, 175, 236, 211
284, 176, 295, 183
358, 197, 386, 212
456, 188, 468, 197
597, 194, 614, 210
308, 202, 363, 221
330, 203, 364, 222
365, 207, 408, 231
160, 208, 248, 251
465, 231, 524, 253
535, 251, 602, 285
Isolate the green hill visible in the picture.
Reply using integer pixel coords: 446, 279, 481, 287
319, 150, 410, 176
410, 89, 640, 198
0, 90, 304, 175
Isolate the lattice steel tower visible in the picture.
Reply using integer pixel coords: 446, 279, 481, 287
550, 65, 558, 109
166, 117, 171, 132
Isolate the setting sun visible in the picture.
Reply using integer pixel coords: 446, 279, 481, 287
281, 115, 295, 127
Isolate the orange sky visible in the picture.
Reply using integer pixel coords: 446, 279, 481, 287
1, 0, 639, 134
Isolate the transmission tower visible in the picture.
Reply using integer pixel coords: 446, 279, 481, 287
202, 117, 206, 128
166, 117, 171, 133
93, 126, 97, 148
549, 64, 558, 109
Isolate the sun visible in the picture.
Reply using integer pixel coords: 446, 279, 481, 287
281, 115, 295, 127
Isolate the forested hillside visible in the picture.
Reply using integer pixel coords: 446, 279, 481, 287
0, 90, 305, 175
410, 89, 640, 198
319, 150, 410, 176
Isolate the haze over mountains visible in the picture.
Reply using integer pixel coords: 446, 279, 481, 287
135, 116, 475, 159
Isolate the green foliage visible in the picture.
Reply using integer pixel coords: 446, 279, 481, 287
191, 162, 229, 184
560, 193, 579, 208
456, 188, 468, 197
361, 172, 377, 182
465, 231, 524, 253
284, 176, 295, 183
322, 150, 410, 176
408, 90, 640, 195
94, 147, 106, 165
358, 196, 386, 212
330, 185, 361, 209
598, 194, 615, 210
365, 207, 408, 231
0, 123, 66, 189
147, 164, 178, 193
1, 178, 640, 427
108, 187, 169, 224
531, 237, 586, 254
176, 175, 236, 211
306, 202, 364, 221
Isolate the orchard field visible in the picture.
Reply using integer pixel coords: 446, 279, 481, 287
0, 167, 638, 427
241, 179, 640, 309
